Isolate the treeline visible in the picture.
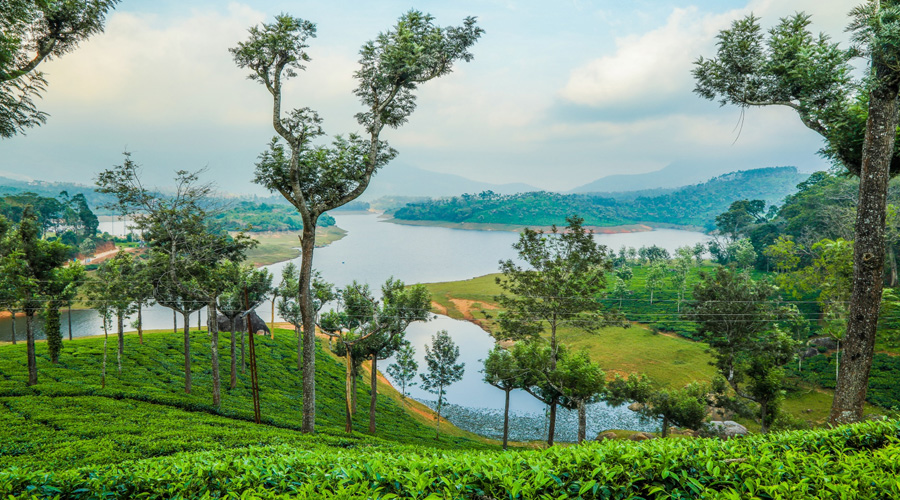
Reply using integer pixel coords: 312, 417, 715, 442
211, 201, 336, 232
392, 167, 808, 229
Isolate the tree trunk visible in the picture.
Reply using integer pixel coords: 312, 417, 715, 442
299, 225, 318, 433
661, 416, 670, 438
230, 327, 237, 390
889, 245, 898, 288
137, 305, 143, 344
351, 370, 358, 415
198, 309, 202, 331
577, 400, 586, 443
209, 300, 221, 407
435, 392, 443, 439
67, 304, 72, 341
547, 397, 558, 446
25, 312, 37, 386
241, 330, 246, 374
271, 297, 276, 339
760, 401, 769, 434
296, 323, 303, 372
10, 310, 17, 345
829, 76, 900, 425
345, 349, 353, 434
117, 312, 124, 373
502, 388, 511, 450
173, 309, 177, 334
183, 311, 191, 394
101, 318, 108, 388
368, 357, 378, 434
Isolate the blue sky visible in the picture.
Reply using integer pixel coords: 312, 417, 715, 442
0, 0, 854, 193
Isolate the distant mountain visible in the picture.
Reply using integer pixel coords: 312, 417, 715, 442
393, 167, 810, 230
569, 160, 778, 194
360, 163, 540, 200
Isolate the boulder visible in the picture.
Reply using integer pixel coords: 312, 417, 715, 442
706, 420, 748, 439
595, 431, 617, 441
217, 311, 271, 335
627, 433, 652, 442
801, 347, 819, 358
808, 337, 838, 350
627, 402, 644, 412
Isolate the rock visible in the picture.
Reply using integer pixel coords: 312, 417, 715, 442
628, 433, 651, 442
706, 421, 748, 439
808, 337, 838, 350
801, 347, 819, 358
595, 431, 617, 441
217, 311, 271, 335
628, 402, 644, 412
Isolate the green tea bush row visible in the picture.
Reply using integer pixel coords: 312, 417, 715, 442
790, 353, 900, 410
2, 419, 898, 499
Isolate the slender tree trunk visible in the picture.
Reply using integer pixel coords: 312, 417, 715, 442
117, 312, 124, 374
296, 323, 302, 372
10, 310, 16, 345
271, 297, 276, 339
435, 392, 443, 439
244, 290, 262, 424
836, 340, 840, 384
101, 318, 108, 388
299, 225, 318, 433
173, 309, 177, 335
548, 397, 558, 446
661, 416, 670, 438
67, 304, 73, 341
889, 245, 898, 288
577, 400, 587, 443
198, 309, 202, 331
230, 327, 237, 390
209, 300, 221, 407
137, 305, 143, 344
241, 330, 246, 374
369, 357, 378, 434
344, 349, 353, 434
502, 388, 511, 450
830, 76, 899, 425
25, 311, 37, 386
351, 370, 358, 415
760, 402, 769, 434
183, 311, 191, 394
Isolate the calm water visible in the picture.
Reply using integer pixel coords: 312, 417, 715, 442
2, 212, 709, 439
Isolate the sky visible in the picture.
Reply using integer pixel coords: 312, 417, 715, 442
0, 0, 857, 194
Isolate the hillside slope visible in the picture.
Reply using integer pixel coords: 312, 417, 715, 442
393, 167, 809, 230
0, 328, 488, 471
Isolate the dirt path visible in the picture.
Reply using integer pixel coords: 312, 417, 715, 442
448, 299, 498, 320
430, 301, 448, 315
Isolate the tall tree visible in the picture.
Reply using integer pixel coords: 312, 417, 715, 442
689, 267, 799, 432
495, 214, 615, 446
693, 3, 900, 424
84, 251, 134, 373
1, 0, 120, 137
43, 263, 85, 363
231, 11, 482, 433
218, 263, 272, 389
129, 259, 154, 345
420, 330, 464, 440
277, 263, 335, 372
553, 349, 605, 444
12, 206, 69, 385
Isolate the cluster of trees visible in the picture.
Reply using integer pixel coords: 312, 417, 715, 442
392, 167, 807, 229
211, 201, 337, 232
0, 191, 98, 248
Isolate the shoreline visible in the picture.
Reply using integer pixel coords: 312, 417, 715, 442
382, 217, 702, 234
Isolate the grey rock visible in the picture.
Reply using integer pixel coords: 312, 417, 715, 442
707, 420, 748, 439
808, 337, 838, 350
801, 347, 819, 358
217, 311, 271, 335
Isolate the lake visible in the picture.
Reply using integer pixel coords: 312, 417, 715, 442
2, 212, 710, 440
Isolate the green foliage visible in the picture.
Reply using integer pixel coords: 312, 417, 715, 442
791, 353, 900, 410
420, 330, 464, 437
608, 374, 716, 437
393, 167, 808, 229
2, 419, 899, 498
386, 343, 417, 398
211, 201, 336, 232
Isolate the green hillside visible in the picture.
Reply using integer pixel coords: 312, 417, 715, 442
392, 167, 808, 230
0, 328, 488, 472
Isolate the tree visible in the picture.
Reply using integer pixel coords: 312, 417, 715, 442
218, 263, 272, 389
1, 0, 120, 137
495, 215, 614, 446
689, 267, 799, 432
607, 374, 719, 438
387, 343, 417, 399
693, 4, 900, 424
43, 262, 84, 363
670, 246, 693, 313
84, 251, 135, 374
319, 278, 431, 434
645, 260, 667, 305
553, 349, 605, 443
277, 263, 335, 372
96, 154, 255, 407
482, 346, 521, 450
420, 330, 464, 439
0, 215, 24, 346
129, 259, 154, 345
12, 206, 69, 385
231, 11, 482, 433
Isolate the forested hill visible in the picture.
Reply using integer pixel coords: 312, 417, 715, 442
392, 167, 809, 230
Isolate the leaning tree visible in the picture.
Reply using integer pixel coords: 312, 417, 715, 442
693, 2, 900, 424
230, 11, 483, 432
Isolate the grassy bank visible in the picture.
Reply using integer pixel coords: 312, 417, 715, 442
243, 226, 347, 267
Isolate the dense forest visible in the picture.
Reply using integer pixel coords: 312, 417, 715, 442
392, 167, 808, 229
211, 201, 336, 232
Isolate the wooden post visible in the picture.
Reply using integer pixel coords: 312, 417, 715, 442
245, 288, 261, 424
